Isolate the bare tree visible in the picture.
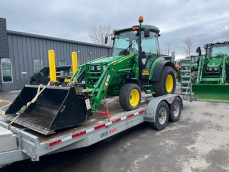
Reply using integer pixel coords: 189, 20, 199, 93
184, 37, 193, 57
89, 24, 113, 46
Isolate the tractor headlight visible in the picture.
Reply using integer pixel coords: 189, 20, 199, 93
208, 68, 212, 71
213, 67, 219, 71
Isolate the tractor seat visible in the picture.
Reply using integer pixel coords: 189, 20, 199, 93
144, 54, 157, 69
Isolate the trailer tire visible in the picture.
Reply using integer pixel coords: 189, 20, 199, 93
169, 97, 182, 122
119, 83, 141, 111
151, 101, 169, 130
153, 66, 176, 97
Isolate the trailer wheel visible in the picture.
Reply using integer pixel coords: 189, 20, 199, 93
151, 101, 169, 130
169, 97, 182, 122
153, 66, 176, 97
119, 83, 141, 111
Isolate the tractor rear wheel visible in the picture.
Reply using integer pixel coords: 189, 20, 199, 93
153, 66, 176, 97
119, 83, 141, 111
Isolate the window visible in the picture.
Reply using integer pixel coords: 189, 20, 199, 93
34, 60, 42, 73
1, 58, 13, 82
59, 60, 66, 66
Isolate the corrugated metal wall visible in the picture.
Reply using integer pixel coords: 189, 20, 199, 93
3, 32, 112, 91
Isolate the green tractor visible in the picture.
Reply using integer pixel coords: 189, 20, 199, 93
5, 17, 177, 135
192, 42, 229, 102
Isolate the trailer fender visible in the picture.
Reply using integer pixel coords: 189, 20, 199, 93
144, 94, 182, 122
150, 61, 177, 82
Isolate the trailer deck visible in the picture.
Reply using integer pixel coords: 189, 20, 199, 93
0, 94, 182, 166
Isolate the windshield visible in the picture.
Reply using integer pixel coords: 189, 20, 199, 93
112, 30, 158, 56
206, 44, 229, 58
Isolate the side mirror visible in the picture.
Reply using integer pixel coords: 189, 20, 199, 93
105, 35, 108, 44
196, 47, 201, 56
144, 29, 150, 37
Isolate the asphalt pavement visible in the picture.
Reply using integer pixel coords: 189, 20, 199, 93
0, 89, 229, 172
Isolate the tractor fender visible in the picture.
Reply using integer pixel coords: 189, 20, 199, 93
149, 60, 177, 82
125, 78, 141, 87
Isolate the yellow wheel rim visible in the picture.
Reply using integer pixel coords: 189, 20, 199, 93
129, 89, 140, 107
166, 74, 174, 93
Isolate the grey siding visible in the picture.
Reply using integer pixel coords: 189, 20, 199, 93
2, 31, 112, 91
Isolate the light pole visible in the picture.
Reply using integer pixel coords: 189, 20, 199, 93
167, 43, 171, 56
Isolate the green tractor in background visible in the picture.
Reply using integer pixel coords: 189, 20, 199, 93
5, 16, 177, 135
192, 42, 229, 102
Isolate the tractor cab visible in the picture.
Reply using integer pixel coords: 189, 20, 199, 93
112, 20, 160, 73
202, 42, 229, 78
112, 25, 159, 68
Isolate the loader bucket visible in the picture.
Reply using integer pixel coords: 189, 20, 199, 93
192, 84, 229, 102
5, 85, 87, 135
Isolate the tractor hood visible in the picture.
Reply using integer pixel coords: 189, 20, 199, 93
207, 58, 223, 68
89, 55, 134, 65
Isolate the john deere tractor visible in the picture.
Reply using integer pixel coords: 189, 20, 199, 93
192, 42, 229, 102
5, 16, 177, 135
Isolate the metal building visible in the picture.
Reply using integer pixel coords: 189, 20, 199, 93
0, 18, 112, 91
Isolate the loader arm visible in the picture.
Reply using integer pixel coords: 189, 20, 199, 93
68, 54, 137, 111
221, 55, 228, 83
196, 56, 204, 83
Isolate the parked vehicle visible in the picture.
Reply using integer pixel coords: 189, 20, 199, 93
30, 66, 72, 85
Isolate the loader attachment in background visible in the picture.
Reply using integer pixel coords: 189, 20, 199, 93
5, 85, 88, 135
192, 84, 229, 102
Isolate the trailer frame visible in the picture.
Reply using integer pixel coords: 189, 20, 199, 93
0, 94, 182, 166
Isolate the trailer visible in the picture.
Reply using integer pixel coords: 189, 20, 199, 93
0, 94, 182, 166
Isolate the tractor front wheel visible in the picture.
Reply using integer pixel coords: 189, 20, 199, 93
119, 83, 141, 111
153, 66, 176, 97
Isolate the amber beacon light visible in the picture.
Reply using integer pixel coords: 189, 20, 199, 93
139, 16, 144, 23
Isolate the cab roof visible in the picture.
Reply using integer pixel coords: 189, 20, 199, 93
205, 41, 229, 48
114, 25, 160, 34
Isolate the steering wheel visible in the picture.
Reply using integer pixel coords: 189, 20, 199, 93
119, 49, 130, 55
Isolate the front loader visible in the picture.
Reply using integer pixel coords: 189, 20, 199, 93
5, 16, 177, 135
192, 42, 229, 102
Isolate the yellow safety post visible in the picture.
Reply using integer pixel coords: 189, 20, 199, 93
72, 52, 78, 74
48, 50, 57, 82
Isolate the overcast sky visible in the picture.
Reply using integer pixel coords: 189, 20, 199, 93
1, 0, 229, 59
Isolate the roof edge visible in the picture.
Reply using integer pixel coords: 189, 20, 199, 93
7, 30, 112, 49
